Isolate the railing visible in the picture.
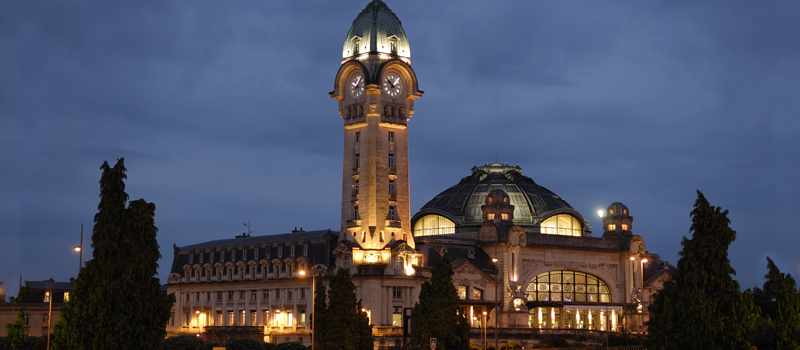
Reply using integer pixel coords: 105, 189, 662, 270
373, 326, 402, 335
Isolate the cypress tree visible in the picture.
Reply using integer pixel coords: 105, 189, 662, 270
8, 309, 25, 350
322, 268, 373, 350
412, 253, 469, 350
755, 257, 800, 350
313, 273, 330, 350
646, 191, 756, 350
53, 158, 175, 350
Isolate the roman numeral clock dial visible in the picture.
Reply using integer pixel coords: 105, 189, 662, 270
383, 73, 402, 97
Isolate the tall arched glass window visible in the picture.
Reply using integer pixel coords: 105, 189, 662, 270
413, 214, 455, 236
526, 271, 611, 303
540, 214, 582, 237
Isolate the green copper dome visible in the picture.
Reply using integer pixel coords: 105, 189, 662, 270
342, 0, 411, 63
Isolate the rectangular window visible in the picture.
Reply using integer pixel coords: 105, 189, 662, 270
227, 311, 234, 326
263, 310, 270, 326
487, 213, 495, 220
392, 286, 402, 299
389, 206, 397, 220
458, 286, 467, 300
239, 310, 245, 326
251, 311, 258, 326
207, 292, 211, 302
353, 179, 359, 195
355, 131, 361, 143
389, 179, 396, 195
388, 131, 394, 143
275, 290, 281, 301
216, 311, 222, 326
278, 245, 283, 258
288, 312, 293, 327
388, 153, 395, 169
392, 307, 402, 327
185, 313, 190, 327
501, 213, 509, 220
303, 243, 309, 256
300, 289, 306, 300
251, 290, 257, 301
354, 206, 360, 220
42, 313, 49, 326
63, 292, 69, 303
23, 314, 29, 327
185, 293, 191, 303
395, 257, 403, 270
355, 154, 360, 169
196, 292, 200, 302
217, 291, 223, 302
170, 312, 175, 326
621, 224, 629, 230
608, 224, 616, 231
44, 291, 51, 303
288, 290, 293, 301
263, 290, 269, 300
290, 244, 295, 257
228, 291, 234, 301
239, 291, 246, 300
299, 311, 306, 326
243, 248, 247, 261
473, 288, 483, 300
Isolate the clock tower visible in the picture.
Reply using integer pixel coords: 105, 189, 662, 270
330, 0, 422, 253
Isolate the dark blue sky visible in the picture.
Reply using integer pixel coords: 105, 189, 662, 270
2, 1, 799, 298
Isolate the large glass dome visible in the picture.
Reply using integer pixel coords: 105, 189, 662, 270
411, 163, 588, 235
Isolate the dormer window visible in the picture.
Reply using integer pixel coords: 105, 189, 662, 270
621, 224, 629, 230
390, 39, 397, 54
353, 38, 360, 55
487, 213, 495, 220
501, 213, 509, 220
608, 224, 616, 231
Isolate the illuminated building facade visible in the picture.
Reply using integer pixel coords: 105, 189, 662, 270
166, 0, 674, 346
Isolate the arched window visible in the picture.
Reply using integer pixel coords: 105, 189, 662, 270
526, 270, 611, 303
413, 214, 455, 236
540, 214, 582, 237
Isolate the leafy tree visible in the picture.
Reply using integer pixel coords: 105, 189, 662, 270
53, 159, 175, 350
8, 310, 25, 350
274, 341, 310, 350
223, 337, 270, 350
750, 257, 800, 350
412, 253, 469, 350
646, 191, 756, 350
322, 268, 373, 350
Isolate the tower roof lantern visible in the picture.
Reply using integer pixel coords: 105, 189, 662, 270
342, 0, 411, 63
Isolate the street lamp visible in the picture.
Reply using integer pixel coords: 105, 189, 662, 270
299, 269, 315, 350
74, 224, 83, 272
492, 257, 498, 350
482, 311, 488, 350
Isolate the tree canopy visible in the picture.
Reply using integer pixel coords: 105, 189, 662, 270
412, 253, 469, 350
646, 190, 756, 350
53, 158, 175, 350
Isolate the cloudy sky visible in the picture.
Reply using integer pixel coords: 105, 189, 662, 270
2, 1, 799, 298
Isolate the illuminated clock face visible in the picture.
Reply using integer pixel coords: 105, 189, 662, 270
349, 74, 364, 98
383, 73, 402, 97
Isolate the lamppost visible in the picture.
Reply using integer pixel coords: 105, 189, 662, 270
46, 279, 52, 350
482, 311, 487, 350
299, 268, 315, 350
73, 224, 83, 272
492, 256, 498, 350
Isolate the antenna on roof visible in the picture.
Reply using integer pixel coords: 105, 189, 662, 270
236, 221, 254, 238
